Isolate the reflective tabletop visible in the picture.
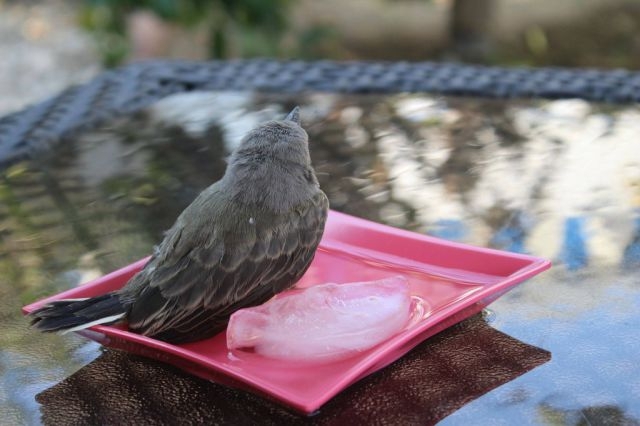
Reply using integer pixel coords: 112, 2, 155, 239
1, 92, 639, 425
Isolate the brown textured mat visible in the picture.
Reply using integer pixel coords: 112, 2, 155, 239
36, 314, 550, 425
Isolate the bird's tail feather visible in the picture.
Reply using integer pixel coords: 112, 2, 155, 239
29, 293, 125, 333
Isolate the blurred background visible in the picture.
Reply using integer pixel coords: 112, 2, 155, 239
2, 0, 640, 115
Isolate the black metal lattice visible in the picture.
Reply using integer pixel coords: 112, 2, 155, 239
1, 59, 640, 169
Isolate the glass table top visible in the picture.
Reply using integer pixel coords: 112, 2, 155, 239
1, 92, 639, 425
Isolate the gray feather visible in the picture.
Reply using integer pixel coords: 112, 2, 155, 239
29, 109, 328, 344
121, 112, 328, 343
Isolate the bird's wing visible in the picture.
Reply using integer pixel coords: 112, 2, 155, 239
126, 191, 328, 342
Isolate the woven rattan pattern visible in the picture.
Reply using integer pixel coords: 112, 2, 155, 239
1, 59, 640, 168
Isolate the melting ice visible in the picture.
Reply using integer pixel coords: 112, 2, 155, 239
227, 276, 412, 362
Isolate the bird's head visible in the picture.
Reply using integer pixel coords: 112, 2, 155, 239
229, 106, 311, 168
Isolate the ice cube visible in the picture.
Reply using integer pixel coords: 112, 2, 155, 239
226, 276, 411, 362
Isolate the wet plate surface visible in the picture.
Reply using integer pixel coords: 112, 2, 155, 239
23, 210, 549, 413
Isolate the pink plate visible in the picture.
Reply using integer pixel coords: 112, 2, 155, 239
22, 210, 550, 414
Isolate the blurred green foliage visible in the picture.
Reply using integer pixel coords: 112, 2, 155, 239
78, 0, 294, 66
77, 0, 640, 70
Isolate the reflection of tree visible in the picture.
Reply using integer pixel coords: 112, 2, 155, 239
538, 403, 640, 426
0, 164, 101, 421
0, 163, 108, 358
101, 122, 228, 238
372, 96, 540, 248
431, 99, 525, 195
1, 169, 70, 306
438, 105, 486, 196
2, 93, 639, 422
623, 214, 640, 268
0, 108, 237, 324
0, 111, 234, 422
305, 97, 392, 224
3, 94, 637, 305
488, 209, 528, 253
318, 94, 640, 270
40, 169, 99, 252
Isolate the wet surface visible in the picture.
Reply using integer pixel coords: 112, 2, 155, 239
32, 314, 550, 426
1, 92, 639, 424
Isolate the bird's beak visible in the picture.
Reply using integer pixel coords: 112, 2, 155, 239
285, 106, 301, 125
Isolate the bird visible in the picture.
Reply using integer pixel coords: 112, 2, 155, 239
29, 106, 329, 344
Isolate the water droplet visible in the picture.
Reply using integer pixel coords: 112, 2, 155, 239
482, 308, 496, 323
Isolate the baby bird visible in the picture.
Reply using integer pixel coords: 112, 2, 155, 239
30, 107, 329, 344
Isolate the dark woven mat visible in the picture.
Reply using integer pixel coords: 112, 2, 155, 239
36, 314, 550, 426
2, 59, 640, 169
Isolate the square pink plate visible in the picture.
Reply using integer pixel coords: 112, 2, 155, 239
23, 210, 550, 414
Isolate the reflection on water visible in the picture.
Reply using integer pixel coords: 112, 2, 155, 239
34, 315, 550, 425
1, 92, 639, 424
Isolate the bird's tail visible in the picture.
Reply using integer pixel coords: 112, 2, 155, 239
29, 293, 126, 334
